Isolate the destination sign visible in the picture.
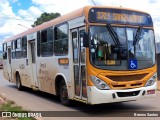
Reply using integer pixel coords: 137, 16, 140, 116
89, 8, 153, 26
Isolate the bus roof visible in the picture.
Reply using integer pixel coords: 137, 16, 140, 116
3, 5, 150, 43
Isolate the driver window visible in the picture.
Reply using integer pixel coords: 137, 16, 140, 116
92, 32, 118, 61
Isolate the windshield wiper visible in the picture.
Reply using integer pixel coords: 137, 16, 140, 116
133, 26, 142, 46
106, 24, 120, 46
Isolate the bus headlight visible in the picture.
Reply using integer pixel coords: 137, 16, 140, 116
90, 76, 110, 90
145, 73, 157, 87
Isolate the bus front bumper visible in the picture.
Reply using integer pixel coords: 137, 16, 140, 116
87, 82, 157, 104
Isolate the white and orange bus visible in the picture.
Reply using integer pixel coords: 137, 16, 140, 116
3, 6, 157, 105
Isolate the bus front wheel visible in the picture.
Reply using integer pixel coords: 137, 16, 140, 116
16, 73, 23, 91
59, 80, 70, 106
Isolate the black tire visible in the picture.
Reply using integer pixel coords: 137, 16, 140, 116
59, 80, 70, 106
16, 73, 23, 91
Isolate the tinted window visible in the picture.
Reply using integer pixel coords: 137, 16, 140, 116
22, 36, 27, 58
41, 30, 47, 43
54, 24, 68, 55
17, 39, 21, 48
15, 38, 22, 59
40, 27, 53, 57
11, 41, 16, 59
3, 43, 7, 59
12, 41, 15, 50
37, 31, 41, 57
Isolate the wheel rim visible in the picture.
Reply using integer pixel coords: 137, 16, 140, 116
17, 75, 20, 88
61, 85, 67, 100
60, 85, 69, 104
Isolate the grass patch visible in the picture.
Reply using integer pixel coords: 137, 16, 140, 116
0, 100, 36, 120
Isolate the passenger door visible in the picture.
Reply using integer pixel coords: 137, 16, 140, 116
7, 47, 12, 81
28, 40, 39, 89
72, 27, 87, 100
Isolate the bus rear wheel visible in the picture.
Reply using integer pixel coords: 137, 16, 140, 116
16, 73, 23, 91
59, 80, 70, 106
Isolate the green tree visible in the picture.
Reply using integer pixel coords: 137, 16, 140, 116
32, 12, 61, 27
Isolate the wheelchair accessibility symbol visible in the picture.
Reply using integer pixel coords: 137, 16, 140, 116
129, 59, 137, 70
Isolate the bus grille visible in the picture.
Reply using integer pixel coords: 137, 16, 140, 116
106, 73, 148, 82
117, 91, 140, 97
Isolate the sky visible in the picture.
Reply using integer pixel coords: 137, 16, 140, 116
0, 0, 160, 50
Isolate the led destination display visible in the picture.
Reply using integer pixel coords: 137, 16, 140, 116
89, 8, 153, 26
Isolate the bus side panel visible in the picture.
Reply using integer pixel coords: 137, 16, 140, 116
3, 44, 12, 81
3, 60, 10, 81
35, 56, 72, 96
11, 59, 31, 88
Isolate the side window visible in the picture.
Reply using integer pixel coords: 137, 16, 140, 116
17, 39, 21, 48
41, 30, 47, 56
47, 28, 53, 55
72, 31, 78, 63
41, 30, 47, 43
11, 41, 16, 59
22, 36, 27, 58
15, 38, 22, 59
80, 30, 85, 63
3, 43, 7, 59
41, 27, 53, 57
54, 24, 68, 55
37, 31, 41, 57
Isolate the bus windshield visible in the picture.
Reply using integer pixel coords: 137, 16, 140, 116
90, 26, 155, 70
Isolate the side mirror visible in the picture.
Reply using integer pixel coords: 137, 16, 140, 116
80, 32, 89, 47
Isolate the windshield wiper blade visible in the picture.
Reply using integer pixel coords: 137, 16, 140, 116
106, 24, 120, 46
133, 26, 142, 46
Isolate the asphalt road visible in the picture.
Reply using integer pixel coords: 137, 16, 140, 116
0, 70, 160, 120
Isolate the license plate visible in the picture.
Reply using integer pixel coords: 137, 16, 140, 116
147, 89, 155, 95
